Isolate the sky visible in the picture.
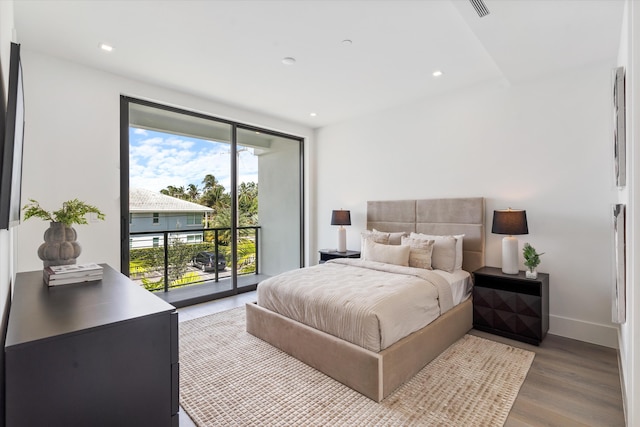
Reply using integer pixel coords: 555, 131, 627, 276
129, 128, 258, 194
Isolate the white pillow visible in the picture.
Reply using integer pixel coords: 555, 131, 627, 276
401, 236, 434, 269
362, 239, 410, 266
361, 230, 390, 258
373, 228, 408, 245
411, 233, 465, 270
410, 233, 457, 273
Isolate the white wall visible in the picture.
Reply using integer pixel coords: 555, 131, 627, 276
617, 1, 639, 425
259, 138, 303, 276
16, 50, 315, 273
316, 63, 619, 348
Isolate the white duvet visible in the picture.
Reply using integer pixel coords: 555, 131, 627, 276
257, 259, 454, 352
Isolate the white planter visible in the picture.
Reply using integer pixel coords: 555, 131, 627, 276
525, 269, 537, 279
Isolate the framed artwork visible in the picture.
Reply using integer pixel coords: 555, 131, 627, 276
0, 42, 25, 229
612, 203, 626, 324
613, 66, 626, 188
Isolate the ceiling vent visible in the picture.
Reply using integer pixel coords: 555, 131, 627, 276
469, 0, 490, 17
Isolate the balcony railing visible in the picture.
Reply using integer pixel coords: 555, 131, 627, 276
129, 226, 260, 292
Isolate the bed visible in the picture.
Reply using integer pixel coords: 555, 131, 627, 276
246, 197, 485, 402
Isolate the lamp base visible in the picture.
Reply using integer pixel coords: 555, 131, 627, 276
337, 227, 346, 253
501, 236, 519, 274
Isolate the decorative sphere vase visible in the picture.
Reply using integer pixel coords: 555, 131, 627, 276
37, 222, 82, 267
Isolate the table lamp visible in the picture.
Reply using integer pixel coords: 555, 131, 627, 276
492, 209, 528, 274
331, 210, 351, 253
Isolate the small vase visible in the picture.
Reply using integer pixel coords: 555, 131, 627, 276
37, 222, 82, 267
525, 269, 537, 279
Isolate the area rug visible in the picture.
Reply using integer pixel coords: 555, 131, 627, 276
179, 307, 534, 426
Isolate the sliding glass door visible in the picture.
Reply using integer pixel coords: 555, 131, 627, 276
120, 97, 303, 305
236, 127, 302, 290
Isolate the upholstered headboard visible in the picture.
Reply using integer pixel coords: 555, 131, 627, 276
367, 197, 485, 273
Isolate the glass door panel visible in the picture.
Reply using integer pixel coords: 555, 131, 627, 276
123, 98, 304, 305
127, 101, 234, 295
237, 128, 302, 289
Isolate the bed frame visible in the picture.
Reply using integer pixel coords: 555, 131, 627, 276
246, 197, 485, 402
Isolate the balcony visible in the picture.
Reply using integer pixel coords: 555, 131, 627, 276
128, 226, 268, 307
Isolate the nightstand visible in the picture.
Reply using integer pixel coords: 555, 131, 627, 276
319, 249, 360, 264
472, 266, 549, 345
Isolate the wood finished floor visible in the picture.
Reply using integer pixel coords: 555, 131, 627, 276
177, 291, 625, 427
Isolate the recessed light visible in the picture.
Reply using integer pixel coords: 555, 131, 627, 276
432, 70, 443, 77
99, 43, 114, 52
282, 57, 296, 65
342, 39, 353, 46
310, 112, 317, 117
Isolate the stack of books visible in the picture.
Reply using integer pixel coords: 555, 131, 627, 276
43, 263, 104, 286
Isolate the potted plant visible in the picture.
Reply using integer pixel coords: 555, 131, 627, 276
22, 199, 105, 267
522, 243, 544, 279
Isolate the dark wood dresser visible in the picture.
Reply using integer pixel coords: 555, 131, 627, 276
473, 266, 549, 345
5, 264, 179, 427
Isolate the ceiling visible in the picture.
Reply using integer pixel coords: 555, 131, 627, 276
13, 0, 625, 129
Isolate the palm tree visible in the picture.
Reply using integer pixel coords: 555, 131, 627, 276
210, 209, 232, 245
201, 174, 218, 191
238, 182, 258, 224
186, 184, 200, 202
160, 185, 177, 198
200, 174, 227, 212
160, 185, 188, 200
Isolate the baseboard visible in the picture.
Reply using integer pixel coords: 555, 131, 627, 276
549, 314, 618, 348
616, 345, 628, 425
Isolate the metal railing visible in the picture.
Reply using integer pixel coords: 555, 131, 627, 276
129, 225, 260, 292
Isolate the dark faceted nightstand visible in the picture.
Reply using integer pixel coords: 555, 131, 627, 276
472, 266, 549, 345
319, 249, 361, 264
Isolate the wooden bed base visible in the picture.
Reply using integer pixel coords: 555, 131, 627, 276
245, 298, 472, 402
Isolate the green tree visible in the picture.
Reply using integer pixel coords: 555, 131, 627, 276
210, 209, 232, 246
160, 185, 188, 200
200, 174, 229, 215
166, 236, 194, 284
238, 182, 258, 225
136, 236, 200, 291
186, 184, 200, 202
237, 237, 256, 274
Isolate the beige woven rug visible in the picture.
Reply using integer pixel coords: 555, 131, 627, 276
179, 307, 534, 426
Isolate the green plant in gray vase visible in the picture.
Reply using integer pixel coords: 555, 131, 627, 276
22, 198, 105, 267
522, 243, 544, 279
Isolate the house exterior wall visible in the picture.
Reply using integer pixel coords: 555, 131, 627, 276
129, 212, 204, 249
129, 212, 204, 234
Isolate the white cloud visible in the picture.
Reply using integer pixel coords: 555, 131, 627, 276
130, 132, 258, 193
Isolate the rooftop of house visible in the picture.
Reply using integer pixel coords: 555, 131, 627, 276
130, 188, 213, 213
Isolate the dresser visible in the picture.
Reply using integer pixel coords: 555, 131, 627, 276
472, 266, 549, 345
5, 264, 179, 427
